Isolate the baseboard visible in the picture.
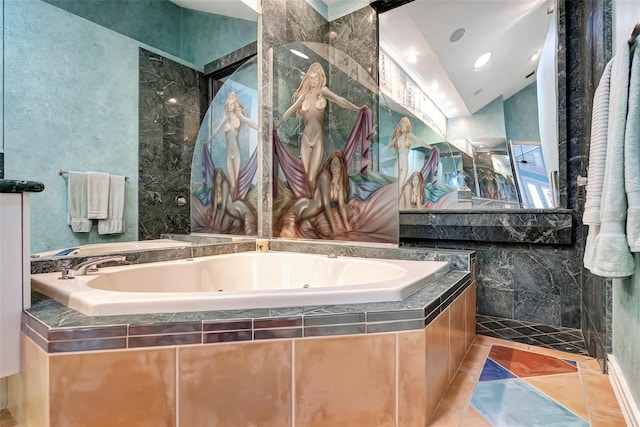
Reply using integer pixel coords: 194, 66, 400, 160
608, 355, 640, 427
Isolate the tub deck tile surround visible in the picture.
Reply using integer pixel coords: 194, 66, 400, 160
24, 244, 474, 353
24, 273, 472, 353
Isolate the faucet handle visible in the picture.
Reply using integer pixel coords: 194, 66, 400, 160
58, 260, 75, 280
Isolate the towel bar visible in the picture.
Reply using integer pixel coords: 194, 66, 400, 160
58, 170, 129, 180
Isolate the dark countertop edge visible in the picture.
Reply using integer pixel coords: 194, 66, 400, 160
0, 179, 45, 193
399, 209, 574, 245
400, 208, 573, 215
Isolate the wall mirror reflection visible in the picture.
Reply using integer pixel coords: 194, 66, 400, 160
379, 0, 559, 210
3, 0, 258, 256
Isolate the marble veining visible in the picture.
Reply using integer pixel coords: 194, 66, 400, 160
285, 0, 328, 44
0, 179, 45, 193
30, 241, 256, 274
269, 240, 471, 271
566, 0, 612, 368
138, 48, 206, 240
328, 6, 378, 81
400, 210, 573, 244
402, 238, 581, 329
203, 41, 257, 75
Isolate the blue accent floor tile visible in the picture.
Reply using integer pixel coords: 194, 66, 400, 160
563, 359, 578, 367
479, 358, 516, 382
470, 378, 589, 427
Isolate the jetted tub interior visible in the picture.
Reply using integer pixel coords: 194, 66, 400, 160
31, 251, 450, 316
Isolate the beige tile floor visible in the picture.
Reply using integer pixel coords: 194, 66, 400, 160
430, 335, 627, 426
0, 409, 17, 427
0, 336, 628, 427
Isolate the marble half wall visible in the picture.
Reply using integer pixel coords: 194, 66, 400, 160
402, 238, 581, 329
138, 49, 207, 240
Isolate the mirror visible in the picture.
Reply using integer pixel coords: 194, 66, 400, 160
2, 0, 258, 255
379, 0, 560, 210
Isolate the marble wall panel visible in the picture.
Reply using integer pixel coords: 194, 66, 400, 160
400, 211, 573, 244
138, 48, 207, 240
286, 0, 329, 42
403, 239, 581, 329
328, 6, 378, 81
567, 0, 612, 368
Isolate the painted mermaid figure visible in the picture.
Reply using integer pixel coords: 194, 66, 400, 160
207, 92, 257, 200
275, 62, 365, 198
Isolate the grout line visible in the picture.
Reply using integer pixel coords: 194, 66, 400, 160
292, 340, 295, 427
395, 333, 399, 427
175, 347, 180, 427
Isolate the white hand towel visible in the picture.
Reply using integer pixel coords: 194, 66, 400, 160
592, 42, 635, 278
583, 60, 612, 272
67, 171, 91, 232
98, 175, 126, 235
87, 171, 110, 219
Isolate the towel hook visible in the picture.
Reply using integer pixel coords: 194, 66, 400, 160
629, 22, 640, 47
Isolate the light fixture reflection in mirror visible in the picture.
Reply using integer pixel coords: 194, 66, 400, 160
379, 0, 560, 210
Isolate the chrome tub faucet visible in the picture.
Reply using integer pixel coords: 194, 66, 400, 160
58, 255, 126, 279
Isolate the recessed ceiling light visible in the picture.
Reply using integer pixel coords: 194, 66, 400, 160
529, 50, 540, 61
450, 28, 466, 43
474, 52, 492, 69
290, 49, 309, 59
473, 89, 483, 96
407, 53, 418, 64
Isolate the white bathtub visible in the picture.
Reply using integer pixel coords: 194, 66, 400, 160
30, 251, 449, 316
32, 239, 191, 258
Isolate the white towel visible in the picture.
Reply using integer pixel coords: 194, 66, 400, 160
98, 175, 126, 235
67, 171, 91, 233
87, 171, 110, 219
592, 42, 635, 278
584, 60, 613, 225
583, 60, 612, 271
625, 43, 640, 252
